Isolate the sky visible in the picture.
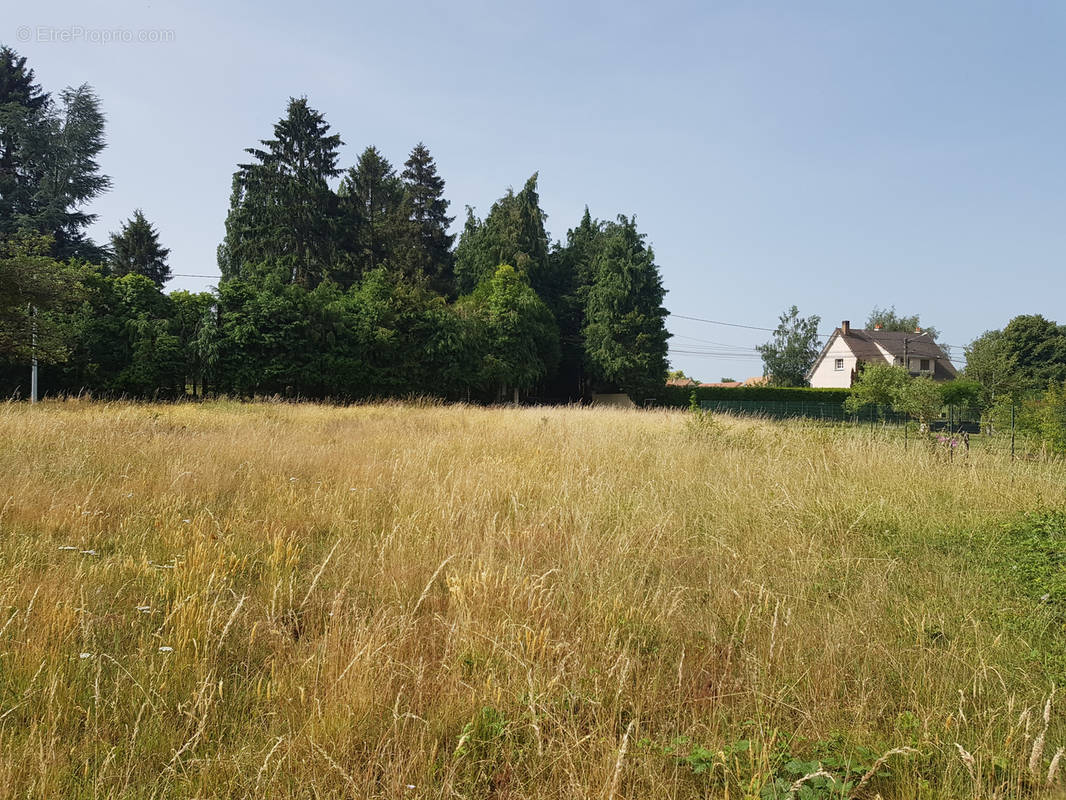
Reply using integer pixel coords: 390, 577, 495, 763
9, 0, 1066, 382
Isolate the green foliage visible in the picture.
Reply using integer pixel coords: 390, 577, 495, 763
0, 53, 675, 405
109, 209, 171, 287
1, 79, 111, 260
665, 734, 903, 800
219, 97, 343, 288
757, 306, 822, 387
893, 376, 945, 425
988, 382, 1066, 454
463, 264, 558, 398
453, 174, 550, 297
0, 231, 86, 364
582, 215, 669, 399
454, 706, 524, 794
999, 314, 1066, 393
339, 146, 404, 280
395, 142, 455, 292
0, 46, 50, 236
844, 363, 909, 414
939, 378, 981, 412
866, 305, 939, 340
660, 384, 853, 407
964, 329, 1018, 408
1038, 383, 1066, 454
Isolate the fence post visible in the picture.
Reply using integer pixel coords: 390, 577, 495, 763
1011, 401, 1016, 461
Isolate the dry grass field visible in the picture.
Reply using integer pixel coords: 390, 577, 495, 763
0, 399, 1064, 799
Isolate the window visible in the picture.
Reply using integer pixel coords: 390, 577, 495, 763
834, 358, 844, 371
920, 358, 930, 371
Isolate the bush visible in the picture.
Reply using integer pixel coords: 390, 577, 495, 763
657, 384, 851, 408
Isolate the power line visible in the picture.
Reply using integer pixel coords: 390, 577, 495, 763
669, 313, 777, 333
169, 273, 220, 279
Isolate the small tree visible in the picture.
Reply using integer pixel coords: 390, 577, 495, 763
757, 305, 821, 387
0, 231, 85, 364
894, 376, 944, 429
466, 264, 559, 401
1037, 382, 1066, 454
109, 209, 172, 287
844, 363, 909, 415
939, 379, 981, 419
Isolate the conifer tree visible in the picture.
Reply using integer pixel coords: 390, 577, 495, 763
453, 174, 550, 296
545, 207, 603, 399
109, 209, 171, 287
0, 46, 50, 234
397, 142, 454, 291
583, 216, 670, 398
2, 81, 111, 260
219, 97, 343, 287
339, 146, 403, 278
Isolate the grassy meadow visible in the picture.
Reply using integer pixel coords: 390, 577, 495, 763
0, 399, 1064, 799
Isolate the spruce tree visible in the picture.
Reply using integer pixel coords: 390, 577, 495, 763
339, 146, 403, 278
583, 216, 670, 399
219, 97, 343, 287
397, 142, 455, 292
109, 209, 172, 287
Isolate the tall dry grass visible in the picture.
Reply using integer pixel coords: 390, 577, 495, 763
0, 398, 1062, 799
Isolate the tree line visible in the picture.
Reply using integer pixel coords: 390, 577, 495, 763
0, 46, 670, 403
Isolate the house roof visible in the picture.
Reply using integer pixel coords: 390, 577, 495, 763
808, 326, 958, 381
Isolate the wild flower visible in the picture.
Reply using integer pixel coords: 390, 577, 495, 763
57, 545, 77, 551
135, 605, 150, 613
158, 646, 173, 653
80, 549, 97, 556
79, 652, 93, 659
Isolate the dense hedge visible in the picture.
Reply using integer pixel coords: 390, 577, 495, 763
654, 384, 852, 408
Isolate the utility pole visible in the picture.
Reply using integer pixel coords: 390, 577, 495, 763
902, 330, 929, 376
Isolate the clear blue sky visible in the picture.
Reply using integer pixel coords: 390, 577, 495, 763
11, 0, 1066, 381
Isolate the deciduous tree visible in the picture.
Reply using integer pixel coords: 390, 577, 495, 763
757, 306, 821, 387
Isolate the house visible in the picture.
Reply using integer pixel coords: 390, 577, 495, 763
667, 376, 769, 389
807, 320, 957, 388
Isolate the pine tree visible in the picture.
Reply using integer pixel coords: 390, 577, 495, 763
583, 216, 670, 399
219, 97, 343, 287
338, 146, 404, 278
397, 142, 455, 292
109, 209, 171, 287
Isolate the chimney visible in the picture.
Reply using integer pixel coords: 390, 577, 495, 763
874, 324, 882, 331
841, 320, 850, 336
915, 327, 922, 333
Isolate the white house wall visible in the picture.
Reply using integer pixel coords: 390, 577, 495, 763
808, 334, 857, 388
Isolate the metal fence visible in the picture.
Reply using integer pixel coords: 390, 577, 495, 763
699, 399, 907, 424
699, 399, 981, 431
